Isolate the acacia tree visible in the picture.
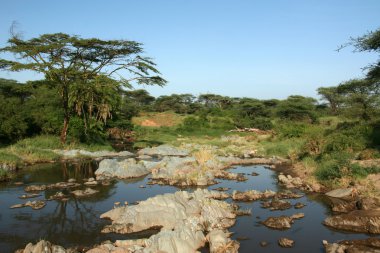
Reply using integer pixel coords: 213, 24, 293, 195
0, 33, 166, 143
317, 86, 342, 114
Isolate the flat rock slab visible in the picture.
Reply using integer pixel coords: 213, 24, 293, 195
323, 238, 380, 253
54, 149, 135, 158
324, 210, 380, 234
326, 188, 354, 199
137, 144, 190, 157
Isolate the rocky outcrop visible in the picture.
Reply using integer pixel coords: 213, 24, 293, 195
261, 213, 304, 230
324, 210, 380, 234
326, 188, 355, 199
232, 190, 276, 201
278, 174, 303, 188
137, 145, 190, 157
96, 158, 151, 180
323, 238, 380, 253
99, 189, 239, 253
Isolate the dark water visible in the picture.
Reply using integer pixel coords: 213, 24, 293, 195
0, 162, 378, 253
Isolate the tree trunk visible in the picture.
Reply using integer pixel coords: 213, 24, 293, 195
60, 116, 69, 144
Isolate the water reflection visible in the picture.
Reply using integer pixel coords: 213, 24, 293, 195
0, 162, 378, 253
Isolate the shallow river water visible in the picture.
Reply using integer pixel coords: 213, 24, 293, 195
0, 161, 378, 252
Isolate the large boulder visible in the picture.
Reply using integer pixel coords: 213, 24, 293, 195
99, 189, 238, 253
16, 240, 71, 253
96, 158, 151, 180
137, 144, 190, 157
326, 188, 354, 199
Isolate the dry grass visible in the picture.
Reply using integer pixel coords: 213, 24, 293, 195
193, 148, 215, 167
132, 111, 186, 127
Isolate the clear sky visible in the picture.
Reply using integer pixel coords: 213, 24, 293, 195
0, 0, 379, 99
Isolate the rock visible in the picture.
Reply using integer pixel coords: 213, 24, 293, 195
326, 197, 357, 213
24, 185, 47, 192
10, 200, 46, 210
276, 191, 303, 199
214, 187, 230, 191
48, 191, 69, 201
261, 199, 292, 211
19, 193, 41, 199
278, 174, 303, 188
150, 156, 216, 186
261, 213, 304, 230
84, 180, 98, 186
294, 202, 306, 209
324, 210, 380, 234
17, 240, 71, 253
139, 185, 146, 188
54, 149, 135, 158
96, 158, 151, 180
207, 230, 239, 253
137, 145, 190, 157
278, 237, 294, 248
71, 188, 99, 198
323, 238, 380, 253
136, 154, 153, 160
232, 190, 276, 201
67, 178, 76, 183
260, 241, 269, 247
14, 181, 24, 186
326, 188, 355, 199
100, 189, 238, 253
47, 182, 81, 189
214, 171, 248, 181
251, 172, 259, 176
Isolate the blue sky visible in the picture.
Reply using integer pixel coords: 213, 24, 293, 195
0, 0, 379, 99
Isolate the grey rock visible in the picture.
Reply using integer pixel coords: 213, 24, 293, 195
96, 158, 151, 180
137, 144, 190, 157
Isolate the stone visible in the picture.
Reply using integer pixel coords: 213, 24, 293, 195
100, 189, 238, 253
326, 188, 355, 199
323, 238, 380, 253
262, 213, 304, 230
261, 199, 292, 211
324, 210, 380, 234
232, 190, 276, 201
19, 193, 41, 199
71, 188, 99, 198
24, 184, 47, 192
294, 202, 306, 209
96, 158, 151, 180
137, 144, 190, 157
10, 200, 46, 210
278, 237, 294, 248
260, 241, 269, 247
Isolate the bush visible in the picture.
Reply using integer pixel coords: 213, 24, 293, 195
275, 122, 306, 138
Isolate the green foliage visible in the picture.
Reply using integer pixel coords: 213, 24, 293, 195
275, 122, 307, 138
276, 95, 318, 122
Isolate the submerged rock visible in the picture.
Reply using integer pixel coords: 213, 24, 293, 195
100, 189, 238, 253
324, 210, 380, 234
261, 213, 304, 230
323, 238, 380, 253
294, 202, 306, 209
278, 174, 303, 188
214, 170, 248, 181
96, 158, 151, 180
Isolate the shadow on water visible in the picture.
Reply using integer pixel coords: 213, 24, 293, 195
0, 162, 378, 252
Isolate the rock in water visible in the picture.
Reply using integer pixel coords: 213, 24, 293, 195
323, 238, 380, 253
278, 237, 294, 248
71, 188, 99, 198
99, 189, 239, 253
324, 210, 380, 234
96, 158, 151, 180
262, 213, 304, 230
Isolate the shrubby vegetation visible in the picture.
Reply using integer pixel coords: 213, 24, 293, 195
0, 28, 379, 187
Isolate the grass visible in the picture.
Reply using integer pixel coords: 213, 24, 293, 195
0, 135, 114, 165
132, 111, 186, 127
